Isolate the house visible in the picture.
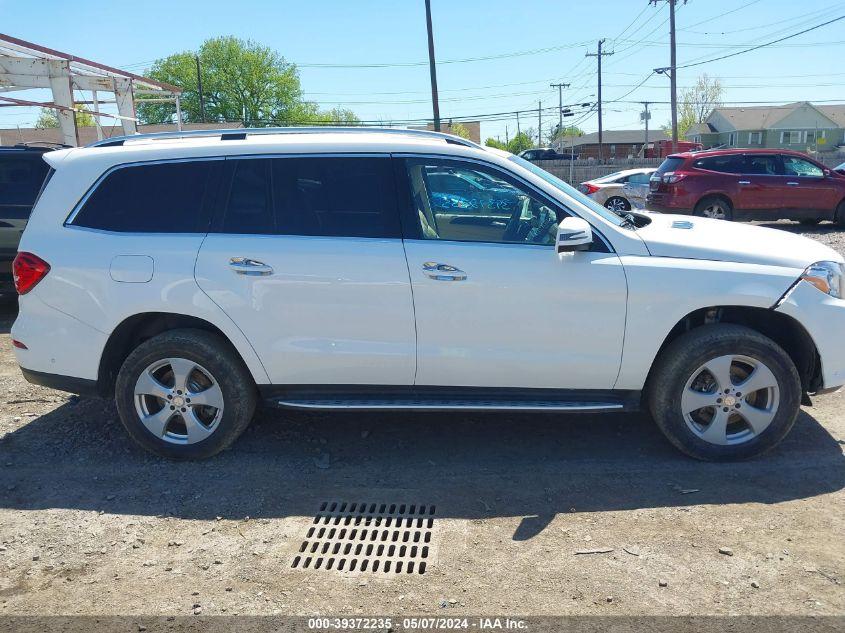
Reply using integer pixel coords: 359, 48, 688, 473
686, 102, 845, 154
554, 129, 670, 159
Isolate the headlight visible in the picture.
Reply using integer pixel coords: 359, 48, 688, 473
801, 261, 845, 298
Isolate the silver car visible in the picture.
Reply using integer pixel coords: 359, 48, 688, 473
579, 168, 656, 214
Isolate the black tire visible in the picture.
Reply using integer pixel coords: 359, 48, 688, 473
836, 200, 845, 227
799, 218, 821, 225
693, 196, 733, 221
647, 324, 801, 461
604, 196, 631, 214
115, 329, 257, 459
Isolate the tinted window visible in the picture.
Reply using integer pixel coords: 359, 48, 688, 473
655, 157, 684, 176
406, 159, 563, 245
221, 159, 273, 234
217, 157, 399, 238
73, 161, 214, 232
0, 154, 51, 218
782, 156, 824, 178
743, 155, 782, 175
693, 155, 744, 174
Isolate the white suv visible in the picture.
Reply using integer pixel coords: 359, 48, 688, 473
11, 128, 845, 461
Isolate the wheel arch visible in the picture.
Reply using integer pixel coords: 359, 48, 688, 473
97, 312, 262, 397
695, 192, 734, 212
645, 305, 821, 397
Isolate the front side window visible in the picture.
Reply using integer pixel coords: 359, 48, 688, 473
782, 156, 824, 178
72, 160, 215, 232
406, 159, 562, 245
217, 156, 400, 238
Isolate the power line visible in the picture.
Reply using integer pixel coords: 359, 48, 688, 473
676, 14, 845, 69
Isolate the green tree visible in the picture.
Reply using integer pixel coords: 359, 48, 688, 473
137, 36, 354, 126
549, 124, 584, 144
448, 122, 471, 139
484, 137, 507, 150
675, 73, 723, 137
506, 131, 534, 155
35, 106, 95, 128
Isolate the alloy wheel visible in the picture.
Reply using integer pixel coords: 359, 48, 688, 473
133, 357, 224, 444
681, 354, 779, 446
604, 197, 630, 213
700, 203, 727, 220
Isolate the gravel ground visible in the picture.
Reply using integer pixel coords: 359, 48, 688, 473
0, 221, 843, 620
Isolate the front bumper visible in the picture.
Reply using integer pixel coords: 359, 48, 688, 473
776, 281, 845, 391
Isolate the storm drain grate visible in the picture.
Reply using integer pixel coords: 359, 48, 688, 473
291, 501, 436, 575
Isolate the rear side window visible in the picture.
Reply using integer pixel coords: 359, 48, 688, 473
0, 154, 51, 218
654, 157, 684, 176
72, 161, 215, 232
692, 155, 744, 174
217, 156, 399, 238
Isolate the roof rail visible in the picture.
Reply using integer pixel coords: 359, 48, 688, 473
87, 126, 483, 150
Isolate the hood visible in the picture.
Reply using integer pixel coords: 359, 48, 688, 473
636, 213, 843, 270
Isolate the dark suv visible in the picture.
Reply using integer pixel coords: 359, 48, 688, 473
647, 148, 845, 223
0, 145, 53, 297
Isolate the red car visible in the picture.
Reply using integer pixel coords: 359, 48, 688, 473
646, 148, 845, 224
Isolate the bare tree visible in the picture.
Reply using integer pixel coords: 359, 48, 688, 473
676, 74, 723, 137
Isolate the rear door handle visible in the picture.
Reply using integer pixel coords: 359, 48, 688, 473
738, 180, 751, 185
229, 257, 274, 276
422, 262, 467, 281
787, 181, 799, 186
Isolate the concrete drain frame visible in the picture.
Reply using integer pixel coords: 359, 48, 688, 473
292, 501, 436, 575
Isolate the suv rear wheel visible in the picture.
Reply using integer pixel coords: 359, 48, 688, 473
694, 196, 733, 221
647, 324, 801, 461
115, 329, 257, 459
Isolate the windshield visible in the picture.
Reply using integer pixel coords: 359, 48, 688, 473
507, 154, 627, 227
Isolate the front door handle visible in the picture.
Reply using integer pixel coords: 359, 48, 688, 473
422, 262, 467, 281
738, 180, 751, 185
787, 181, 799, 186
229, 257, 274, 276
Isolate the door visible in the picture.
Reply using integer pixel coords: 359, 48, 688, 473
622, 172, 652, 209
780, 155, 840, 220
736, 154, 789, 218
195, 155, 416, 385
399, 157, 628, 390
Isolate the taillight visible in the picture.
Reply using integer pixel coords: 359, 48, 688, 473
580, 182, 600, 195
13, 252, 50, 295
662, 171, 688, 184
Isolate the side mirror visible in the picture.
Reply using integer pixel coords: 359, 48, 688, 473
824, 168, 832, 178
556, 217, 593, 254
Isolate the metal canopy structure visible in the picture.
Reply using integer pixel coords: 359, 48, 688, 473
0, 33, 182, 146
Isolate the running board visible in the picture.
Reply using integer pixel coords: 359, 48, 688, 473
274, 398, 626, 412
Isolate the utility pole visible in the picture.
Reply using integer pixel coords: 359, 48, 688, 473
586, 39, 613, 161
424, 0, 441, 131
640, 101, 651, 156
550, 82, 570, 135
538, 101, 542, 146
195, 56, 205, 123
651, 0, 685, 152
516, 110, 521, 135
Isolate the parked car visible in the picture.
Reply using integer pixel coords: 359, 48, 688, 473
519, 148, 573, 161
579, 168, 656, 213
0, 145, 54, 297
11, 128, 845, 462
647, 148, 845, 223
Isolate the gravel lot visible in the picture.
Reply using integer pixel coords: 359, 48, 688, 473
0, 221, 843, 620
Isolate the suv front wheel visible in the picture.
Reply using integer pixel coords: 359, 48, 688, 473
647, 324, 801, 461
115, 329, 257, 459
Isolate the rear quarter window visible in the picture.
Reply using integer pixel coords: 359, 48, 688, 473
71, 160, 216, 232
654, 157, 685, 176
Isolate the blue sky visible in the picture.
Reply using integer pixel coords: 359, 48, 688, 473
2, 0, 844, 141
